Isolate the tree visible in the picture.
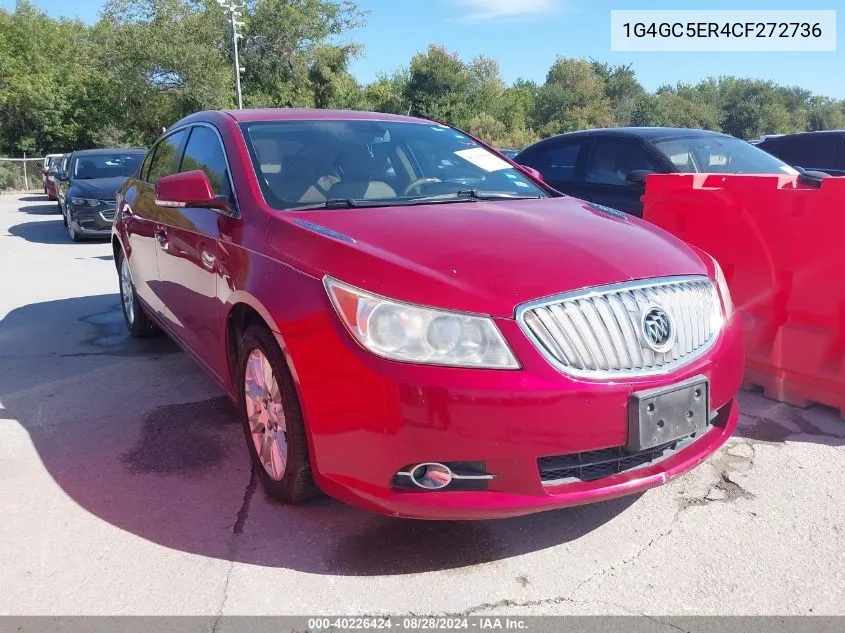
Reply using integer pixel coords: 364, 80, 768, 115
240, 0, 366, 108
405, 45, 474, 127
534, 58, 614, 135
0, 2, 90, 154
591, 61, 645, 125
363, 69, 410, 114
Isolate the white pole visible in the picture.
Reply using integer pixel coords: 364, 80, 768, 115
231, 9, 243, 109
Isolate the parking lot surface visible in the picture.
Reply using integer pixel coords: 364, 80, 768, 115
1, 192, 844, 616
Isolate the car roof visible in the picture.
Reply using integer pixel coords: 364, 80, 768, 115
71, 147, 147, 156
759, 130, 845, 141
173, 108, 431, 129
519, 127, 733, 152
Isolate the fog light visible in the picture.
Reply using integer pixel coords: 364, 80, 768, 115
409, 462, 453, 490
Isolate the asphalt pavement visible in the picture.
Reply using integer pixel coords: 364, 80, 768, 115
1, 192, 843, 617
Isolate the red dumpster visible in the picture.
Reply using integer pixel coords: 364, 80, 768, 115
643, 173, 845, 417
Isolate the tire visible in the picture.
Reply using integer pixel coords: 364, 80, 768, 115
57, 199, 62, 215
66, 211, 82, 242
117, 249, 158, 337
236, 324, 319, 504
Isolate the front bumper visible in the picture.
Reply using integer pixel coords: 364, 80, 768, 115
68, 204, 115, 237
281, 305, 745, 520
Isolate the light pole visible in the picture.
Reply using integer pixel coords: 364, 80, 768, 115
217, 0, 245, 109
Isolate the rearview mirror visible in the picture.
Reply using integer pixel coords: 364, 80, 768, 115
155, 170, 232, 212
625, 170, 654, 188
517, 164, 544, 182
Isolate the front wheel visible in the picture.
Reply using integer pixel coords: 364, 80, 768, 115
118, 250, 158, 337
66, 211, 82, 242
236, 324, 319, 504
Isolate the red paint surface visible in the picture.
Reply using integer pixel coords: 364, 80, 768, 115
644, 173, 845, 413
114, 109, 745, 519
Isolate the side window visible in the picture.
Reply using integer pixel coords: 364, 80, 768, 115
147, 129, 188, 184
140, 150, 154, 182
530, 141, 586, 183
586, 138, 658, 186
179, 126, 232, 198
768, 136, 836, 169
834, 136, 845, 170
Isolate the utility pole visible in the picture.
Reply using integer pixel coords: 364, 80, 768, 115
218, 0, 245, 109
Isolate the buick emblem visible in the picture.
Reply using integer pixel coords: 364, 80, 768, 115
641, 306, 675, 353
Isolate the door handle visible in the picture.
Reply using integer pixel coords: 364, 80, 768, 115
155, 229, 169, 250
201, 250, 216, 270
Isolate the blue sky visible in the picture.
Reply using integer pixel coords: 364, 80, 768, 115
4, 0, 842, 98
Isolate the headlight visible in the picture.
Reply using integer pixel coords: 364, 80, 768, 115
324, 277, 520, 369
708, 254, 733, 319
70, 197, 102, 207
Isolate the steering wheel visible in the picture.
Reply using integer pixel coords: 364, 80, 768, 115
403, 178, 442, 196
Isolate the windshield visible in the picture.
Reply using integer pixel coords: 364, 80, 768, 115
72, 153, 143, 179
48, 156, 62, 169
654, 135, 799, 175
241, 120, 548, 209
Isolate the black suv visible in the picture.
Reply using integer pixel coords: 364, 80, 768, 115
515, 128, 797, 217
756, 131, 845, 177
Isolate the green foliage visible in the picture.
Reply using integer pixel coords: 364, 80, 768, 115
1, 1, 844, 156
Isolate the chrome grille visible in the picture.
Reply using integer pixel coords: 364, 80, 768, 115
517, 277, 721, 378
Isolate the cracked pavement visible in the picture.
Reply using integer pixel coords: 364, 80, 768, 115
1, 193, 844, 617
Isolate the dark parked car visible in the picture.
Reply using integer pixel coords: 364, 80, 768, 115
58, 148, 146, 241
515, 128, 799, 217
756, 131, 845, 176
112, 109, 741, 519
55, 152, 71, 212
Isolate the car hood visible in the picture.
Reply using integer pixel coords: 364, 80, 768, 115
268, 196, 709, 318
69, 176, 131, 199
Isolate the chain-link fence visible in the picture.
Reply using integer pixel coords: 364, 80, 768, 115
0, 157, 47, 192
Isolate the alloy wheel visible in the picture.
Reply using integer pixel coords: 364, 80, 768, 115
244, 349, 287, 481
120, 257, 135, 326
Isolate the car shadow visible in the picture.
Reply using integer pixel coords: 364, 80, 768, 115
733, 389, 845, 447
0, 294, 642, 576
17, 194, 49, 202
7, 219, 72, 244
17, 202, 60, 215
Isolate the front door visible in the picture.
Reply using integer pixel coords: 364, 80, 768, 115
127, 129, 188, 317
155, 124, 236, 380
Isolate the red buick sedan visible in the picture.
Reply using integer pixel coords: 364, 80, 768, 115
113, 109, 743, 520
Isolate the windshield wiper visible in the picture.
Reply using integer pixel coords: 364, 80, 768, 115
289, 198, 361, 211
426, 189, 543, 201
462, 189, 542, 200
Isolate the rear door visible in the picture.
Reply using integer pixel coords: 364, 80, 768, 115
155, 124, 236, 379
125, 129, 188, 318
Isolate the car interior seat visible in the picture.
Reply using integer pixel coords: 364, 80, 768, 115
328, 146, 396, 200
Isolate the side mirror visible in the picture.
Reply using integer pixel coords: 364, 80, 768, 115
796, 169, 828, 189
625, 169, 654, 188
517, 164, 544, 182
155, 170, 232, 212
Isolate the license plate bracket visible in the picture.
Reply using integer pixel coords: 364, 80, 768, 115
627, 375, 710, 452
